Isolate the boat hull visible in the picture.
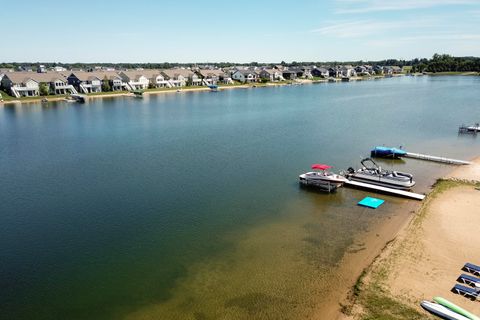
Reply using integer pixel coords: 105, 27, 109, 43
421, 301, 471, 320
347, 174, 415, 190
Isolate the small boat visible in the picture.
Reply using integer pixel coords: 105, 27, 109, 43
344, 158, 415, 190
459, 123, 480, 133
421, 301, 470, 320
370, 146, 407, 159
208, 84, 218, 92
131, 90, 144, 98
70, 94, 86, 103
41, 97, 49, 103
299, 164, 348, 190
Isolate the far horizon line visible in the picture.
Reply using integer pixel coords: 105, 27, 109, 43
1, 54, 478, 66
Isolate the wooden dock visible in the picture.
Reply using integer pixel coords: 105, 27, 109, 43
404, 152, 471, 165
344, 180, 425, 200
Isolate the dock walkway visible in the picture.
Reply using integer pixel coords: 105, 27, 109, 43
344, 180, 425, 200
404, 152, 471, 165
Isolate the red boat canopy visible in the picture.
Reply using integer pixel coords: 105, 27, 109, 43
311, 164, 333, 170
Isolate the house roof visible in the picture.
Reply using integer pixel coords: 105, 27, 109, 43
4, 71, 67, 84
119, 70, 149, 81
234, 70, 258, 76
69, 71, 120, 81
197, 69, 226, 77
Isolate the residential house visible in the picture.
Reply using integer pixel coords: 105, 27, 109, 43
67, 71, 103, 93
160, 69, 188, 87
373, 65, 384, 75
232, 70, 258, 83
258, 69, 284, 82
311, 67, 329, 78
383, 66, 393, 76
1, 72, 77, 97
289, 68, 305, 78
68, 71, 128, 91
300, 66, 313, 79
340, 65, 356, 78
391, 66, 402, 74
119, 71, 150, 90
142, 70, 171, 88
281, 70, 297, 80
196, 69, 233, 85
355, 66, 370, 76
328, 67, 341, 78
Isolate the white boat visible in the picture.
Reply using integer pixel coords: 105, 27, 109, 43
344, 158, 415, 190
421, 301, 471, 320
299, 164, 348, 189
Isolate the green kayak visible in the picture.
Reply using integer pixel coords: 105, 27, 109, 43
433, 297, 480, 320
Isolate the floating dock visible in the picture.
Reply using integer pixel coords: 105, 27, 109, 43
404, 152, 471, 165
344, 180, 425, 200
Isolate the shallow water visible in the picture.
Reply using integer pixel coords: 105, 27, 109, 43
0, 76, 479, 319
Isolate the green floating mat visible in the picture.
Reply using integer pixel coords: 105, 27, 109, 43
358, 197, 385, 209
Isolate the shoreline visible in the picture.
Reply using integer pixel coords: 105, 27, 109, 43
0, 75, 395, 106
336, 157, 480, 319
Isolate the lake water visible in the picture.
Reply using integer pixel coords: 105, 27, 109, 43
1, 76, 479, 320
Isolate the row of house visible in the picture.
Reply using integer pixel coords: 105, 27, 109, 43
0, 64, 403, 98
0, 69, 235, 97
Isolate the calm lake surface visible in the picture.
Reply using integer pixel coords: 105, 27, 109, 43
1, 76, 479, 320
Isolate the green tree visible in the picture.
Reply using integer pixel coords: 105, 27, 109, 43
101, 77, 111, 92
39, 83, 49, 96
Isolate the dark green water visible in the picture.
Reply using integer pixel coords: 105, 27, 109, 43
0, 76, 479, 320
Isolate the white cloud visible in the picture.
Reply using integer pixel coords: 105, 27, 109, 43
335, 0, 478, 14
311, 19, 436, 38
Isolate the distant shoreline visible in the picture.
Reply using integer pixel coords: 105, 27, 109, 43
0, 75, 387, 106
1, 73, 478, 106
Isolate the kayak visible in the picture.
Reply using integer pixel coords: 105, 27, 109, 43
421, 301, 470, 320
433, 297, 480, 320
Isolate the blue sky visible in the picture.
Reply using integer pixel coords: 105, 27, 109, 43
2, 0, 480, 62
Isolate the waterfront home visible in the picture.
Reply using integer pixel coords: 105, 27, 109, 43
373, 65, 384, 75
300, 66, 313, 79
69, 71, 128, 91
281, 70, 297, 80
340, 65, 356, 78
289, 68, 305, 78
355, 66, 370, 76
232, 70, 258, 83
196, 69, 233, 85
392, 66, 402, 74
383, 66, 393, 75
258, 69, 284, 82
142, 70, 171, 88
311, 67, 329, 78
1, 72, 77, 97
119, 71, 150, 90
328, 67, 341, 78
67, 71, 103, 93
160, 69, 187, 87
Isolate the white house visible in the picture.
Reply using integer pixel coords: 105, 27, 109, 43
160, 69, 187, 87
119, 71, 150, 90
196, 69, 233, 85
67, 71, 102, 93
258, 69, 284, 82
143, 70, 171, 88
232, 70, 258, 83
1, 72, 77, 97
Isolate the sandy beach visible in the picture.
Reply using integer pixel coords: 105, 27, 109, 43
344, 158, 480, 319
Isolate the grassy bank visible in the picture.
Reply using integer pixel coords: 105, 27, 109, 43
346, 179, 479, 320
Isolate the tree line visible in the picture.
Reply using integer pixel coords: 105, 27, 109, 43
1, 54, 479, 72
